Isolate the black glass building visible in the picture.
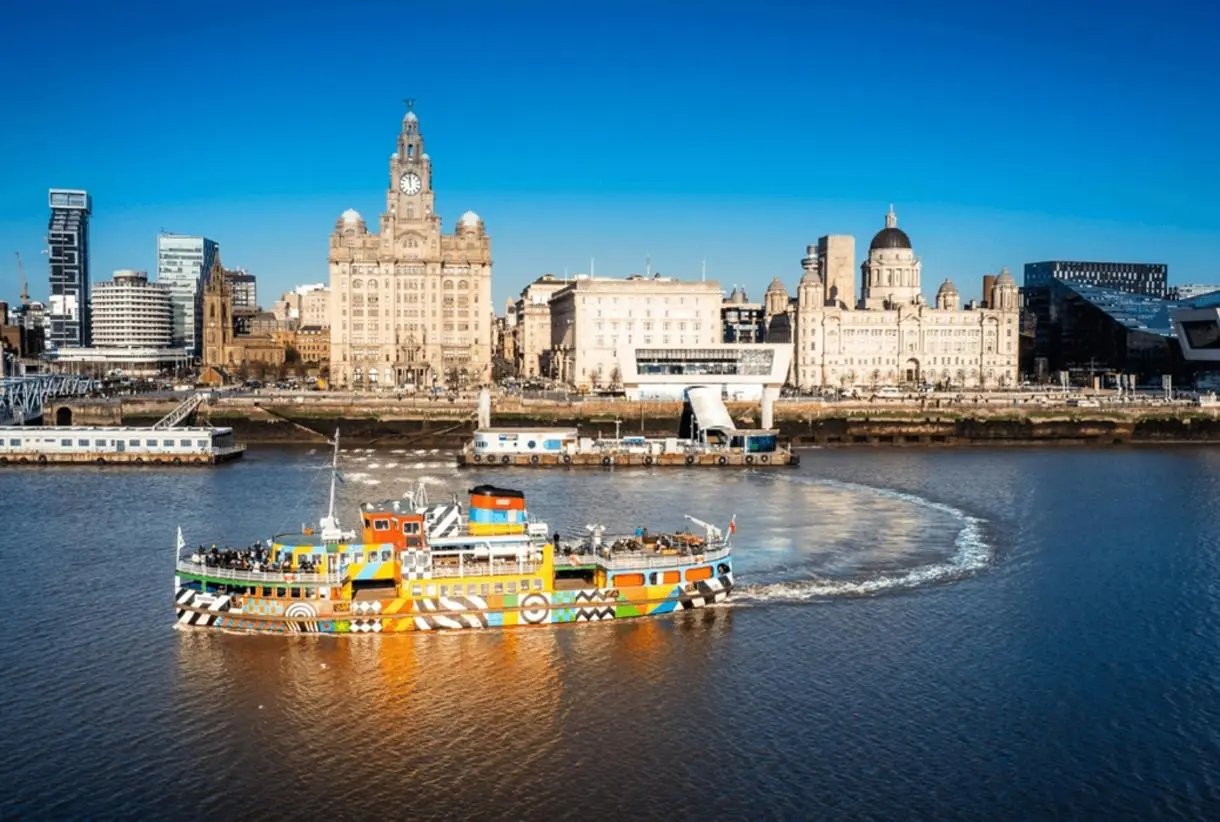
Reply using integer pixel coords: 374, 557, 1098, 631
47, 189, 92, 348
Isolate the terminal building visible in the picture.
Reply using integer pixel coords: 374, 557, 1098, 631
615, 343, 791, 401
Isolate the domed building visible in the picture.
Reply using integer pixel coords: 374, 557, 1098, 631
773, 205, 1020, 391
328, 102, 493, 390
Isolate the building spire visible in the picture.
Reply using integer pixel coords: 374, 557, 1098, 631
403, 97, 415, 113
885, 203, 897, 229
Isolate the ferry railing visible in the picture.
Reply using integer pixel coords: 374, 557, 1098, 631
429, 559, 544, 578
176, 560, 341, 585
563, 543, 731, 570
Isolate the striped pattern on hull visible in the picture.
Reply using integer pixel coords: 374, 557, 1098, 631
414, 595, 490, 631
175, 587, 234, 626
677, 573, 734, 610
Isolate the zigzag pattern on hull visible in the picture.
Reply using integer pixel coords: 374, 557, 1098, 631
414, 596, 490, 630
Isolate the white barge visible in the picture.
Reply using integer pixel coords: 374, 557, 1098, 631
0, 425, 246, 466
457, 385, 798, 468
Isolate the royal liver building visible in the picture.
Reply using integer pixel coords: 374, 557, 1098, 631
329, 103, 492, 390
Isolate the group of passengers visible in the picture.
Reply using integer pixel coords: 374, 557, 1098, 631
190, 543, 285, 573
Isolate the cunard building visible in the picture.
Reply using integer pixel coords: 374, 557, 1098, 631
329, 103, 493, 390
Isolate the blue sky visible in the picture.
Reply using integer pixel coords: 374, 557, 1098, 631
1, 0, 1216, 308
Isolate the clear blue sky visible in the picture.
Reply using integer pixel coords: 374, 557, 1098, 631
1, 0, 1217, 309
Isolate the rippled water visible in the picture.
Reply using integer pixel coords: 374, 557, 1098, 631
3, 446, 1220, 819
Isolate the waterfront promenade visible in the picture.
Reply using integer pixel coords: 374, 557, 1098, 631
44, 388, 1220, 448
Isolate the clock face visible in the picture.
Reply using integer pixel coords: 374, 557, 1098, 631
399, 172, 421, 195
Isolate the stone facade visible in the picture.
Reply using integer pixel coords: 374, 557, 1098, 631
770, 207, 1020, 391
202, 259, 285, 378
328, 104, 492, 390
513, 274, 568, 378
549, 275, 723, 387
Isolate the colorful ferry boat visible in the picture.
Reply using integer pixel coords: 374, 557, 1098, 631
173, 433, 734, 634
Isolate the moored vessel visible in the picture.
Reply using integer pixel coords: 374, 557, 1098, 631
174, 431, 735, 634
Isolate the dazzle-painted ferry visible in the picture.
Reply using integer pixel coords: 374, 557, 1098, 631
173, 432, 734, 634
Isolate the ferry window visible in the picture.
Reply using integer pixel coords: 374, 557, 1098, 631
468, 584, 477, 596
180, 439, 191, 447
95, 440, 106, 447
78, 439, 89, 446
412, 585, 423, 597
520, 579, 530, 590
507, 582, 517, 594
129, 439, 139, 447
403, 522, 419, 534
649, 572, 658, 585
163, 440, 174, 447
373, 519, 390, 531
291, 588, 301, 598
543, 439, 562, 450
276, 588, 286, 598
425, 585, 436, 596
8, 438, 18, 446
147, 440, 157, 447
527, 440, 536, 449
381, 550, 391, 561
534, 579, 543, 590
262, 587, 271, 597
313, 554, 323, 566
61, 439, 71, 447
197, 440, 207, 448
494, 583, 504, 594
480, 584, 489, 596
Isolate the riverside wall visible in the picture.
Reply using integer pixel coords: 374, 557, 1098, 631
46, 394, 1220, 448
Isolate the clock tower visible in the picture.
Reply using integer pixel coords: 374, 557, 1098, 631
328, 102, 494, 391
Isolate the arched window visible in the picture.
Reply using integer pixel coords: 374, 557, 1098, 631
367, 279, 378, 289
352, 279, 363, 289
443, 280, 454, 290
458, 280, 469, 289
407, 145, 414, 158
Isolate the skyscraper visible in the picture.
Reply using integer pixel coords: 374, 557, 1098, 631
157, 233, 219, 357
47, 189, 92, 348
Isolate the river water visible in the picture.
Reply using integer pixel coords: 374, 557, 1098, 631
2, 446, 1220, 820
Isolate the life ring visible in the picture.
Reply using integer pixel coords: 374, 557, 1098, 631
643, 455, 654, 466
529, 454, 540, 465
562, 454, 572, 465
745, 455, 754, 465
36, 456, 46, 465
760, 454, 769, 464
500, 455, 510, 465
96, 457, 106, 466
684, 455, 695, 466
717, 456, 727, 466
172, 457, 182, 465
18, 456, 29, 465
133, 458, 143, 465
0, 457, 7, 465
601, 456, 611, 467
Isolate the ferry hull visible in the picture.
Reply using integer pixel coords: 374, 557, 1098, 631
173, 573, 734, 634
459, 451, 797, 468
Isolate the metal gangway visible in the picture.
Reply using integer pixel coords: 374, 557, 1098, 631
0, 374, 95, 426
152, 392, 207, 429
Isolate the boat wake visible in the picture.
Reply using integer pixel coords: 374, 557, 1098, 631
733, 476, 991, 604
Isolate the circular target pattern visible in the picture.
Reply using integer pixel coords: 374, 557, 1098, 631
521, 593, 550, 624
284, 602, 318, 619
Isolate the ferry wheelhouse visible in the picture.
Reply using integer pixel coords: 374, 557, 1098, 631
173, 433, 734, 633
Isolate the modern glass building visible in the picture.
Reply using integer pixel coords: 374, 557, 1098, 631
156, 233, 218, 357
46, 189, 92, 348
1038, 278, 1220, 384
1024, 260, 1168, 298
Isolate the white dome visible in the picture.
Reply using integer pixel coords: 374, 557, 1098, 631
404, 111, 418, 123
459, 210, 481, 226
421, 152, 430, 161
341, 208, 362, 223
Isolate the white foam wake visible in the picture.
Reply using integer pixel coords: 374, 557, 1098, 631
734, 476, 991, 603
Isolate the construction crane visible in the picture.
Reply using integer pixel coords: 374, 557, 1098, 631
14, 251, 29, 307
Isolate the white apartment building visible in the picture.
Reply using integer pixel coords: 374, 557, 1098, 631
274, 284, 330, 328
548, 275, 723, 387
91, 270, 174, 348
156, 233, 218, 357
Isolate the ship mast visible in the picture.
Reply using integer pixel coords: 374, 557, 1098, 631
319, 428, 344, 542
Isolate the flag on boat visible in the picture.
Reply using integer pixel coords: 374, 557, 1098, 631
334, 470, 345, 485
728, 516, 737, 536
177, 526, 186, 551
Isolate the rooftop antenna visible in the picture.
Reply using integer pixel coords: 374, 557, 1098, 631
701, 258, 707, 282
14, 251, 29, 306
590, 256, 595, 277
646, 254, 651, 277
